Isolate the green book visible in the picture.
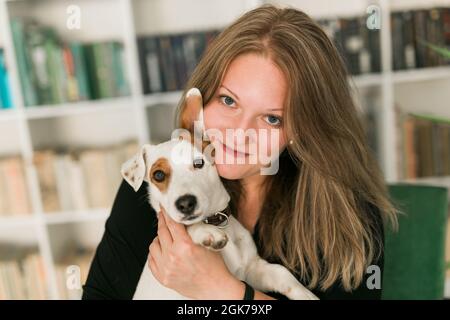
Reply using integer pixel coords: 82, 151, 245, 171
93, 43, 111, 98
45, 35, 65, 104
84, 43, 100, 99
103, 42, 116, 98
111, 42, 129, 97
26, 22, 52, 105
70, 42, 90, 100
10, 19, 37, 106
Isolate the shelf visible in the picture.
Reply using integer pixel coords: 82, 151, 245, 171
144, 91, 183, 107
0, 209, 111, 228
44, 208, 110, 225
0, 215, 36, 229
0, 108, 19, 122
393, 66, 450, 84
350, 73, 383, 88
0, 92, 183, 120
24, 97, 134, 120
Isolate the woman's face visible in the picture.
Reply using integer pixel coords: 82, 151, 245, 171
203, 53, 288, 180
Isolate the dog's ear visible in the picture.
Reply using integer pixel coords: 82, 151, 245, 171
120, 144, 152, 192
180, 87, 205, 137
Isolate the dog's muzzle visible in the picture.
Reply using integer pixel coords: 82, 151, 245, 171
175, 194, 197, 215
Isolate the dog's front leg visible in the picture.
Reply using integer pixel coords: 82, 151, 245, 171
187, 223, 228, 251
245, 258, 319, 300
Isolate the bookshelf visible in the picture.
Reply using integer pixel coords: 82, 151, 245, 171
0, 0, 449, 299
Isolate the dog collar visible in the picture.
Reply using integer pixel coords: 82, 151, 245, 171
203, 210, 230, 228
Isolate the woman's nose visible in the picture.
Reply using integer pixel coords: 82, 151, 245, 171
228, 116, 258, 145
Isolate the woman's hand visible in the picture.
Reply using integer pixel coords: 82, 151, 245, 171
148, 208, 245, 299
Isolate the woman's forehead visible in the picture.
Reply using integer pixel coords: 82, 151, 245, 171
220, 53, 287, 112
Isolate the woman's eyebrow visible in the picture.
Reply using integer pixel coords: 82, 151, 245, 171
220, 85, 240, 101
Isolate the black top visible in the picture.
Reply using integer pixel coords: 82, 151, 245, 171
82, 179, 384, 300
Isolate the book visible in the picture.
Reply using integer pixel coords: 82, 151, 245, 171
400, 113, 450, 179
30, 140, 138, 213
318, 16, 381, 75
0, 49, 13, 109
10, 19, 38, 106
11, 18, 130, 106
0, 156, 31, 216
33, 150, 61, 213
137, 30, 220, 94
390, 7, 449, 70
0, 245, 47, 299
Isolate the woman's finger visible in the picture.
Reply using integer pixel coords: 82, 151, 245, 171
162, 209, 191, 243
157, 210, 173, 252
149, 236, 162, 262
148, 254, 159, 278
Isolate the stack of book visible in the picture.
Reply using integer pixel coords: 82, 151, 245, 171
10, 18, 130, 107
0, 245, 47, 299
401, 113, 450, 179
137, 30, 220, 94
55, 246, 94, 300
317, 16, 381, 75
391, 7, 450, 70
33, 139, 138, 213
0, 49, 13, 109
0, 156, 32, 217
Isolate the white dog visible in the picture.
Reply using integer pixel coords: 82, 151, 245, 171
120, 88, 318, 300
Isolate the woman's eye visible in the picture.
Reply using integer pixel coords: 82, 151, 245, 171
264, 115, 282, 127
153, 170, 165, 182
193, 158, 204, 169
219, 95, 236, 107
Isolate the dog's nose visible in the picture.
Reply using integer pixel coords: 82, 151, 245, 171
175, 194, 197, 215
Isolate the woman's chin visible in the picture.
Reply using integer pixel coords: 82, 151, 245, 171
215, 162, 257, 180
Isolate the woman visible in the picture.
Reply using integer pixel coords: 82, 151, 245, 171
82, 4, 398, 300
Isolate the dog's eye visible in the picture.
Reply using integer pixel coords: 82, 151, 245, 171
153, 170, 165, 182
193, 158, 204, 169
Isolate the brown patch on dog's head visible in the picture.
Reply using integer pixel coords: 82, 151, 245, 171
150, 157, 172, 193
178, 88, 216, 164
180, 88, 203, 132
202, 140, 215, 163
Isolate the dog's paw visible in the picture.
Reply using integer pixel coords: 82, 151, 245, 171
285, 286, 319, 300
200, 229, 228, 251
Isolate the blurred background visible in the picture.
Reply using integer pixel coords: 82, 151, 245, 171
0, 0, 449, 300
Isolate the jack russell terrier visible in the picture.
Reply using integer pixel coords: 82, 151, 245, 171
121, 88, 318, 300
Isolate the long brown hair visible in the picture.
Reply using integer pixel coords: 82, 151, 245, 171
176, 4, 398, 291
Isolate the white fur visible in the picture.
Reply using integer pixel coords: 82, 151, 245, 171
121, 139, 319, 300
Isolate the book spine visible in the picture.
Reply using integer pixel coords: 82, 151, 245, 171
0, 50, 13, 108
10, 19, 38, 106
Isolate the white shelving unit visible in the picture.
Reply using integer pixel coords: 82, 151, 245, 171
0, 0, 449, 299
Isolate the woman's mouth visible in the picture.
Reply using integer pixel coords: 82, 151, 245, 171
217, 140, 250, 158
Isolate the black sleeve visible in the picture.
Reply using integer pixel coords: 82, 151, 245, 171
82, 179, 158, 300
